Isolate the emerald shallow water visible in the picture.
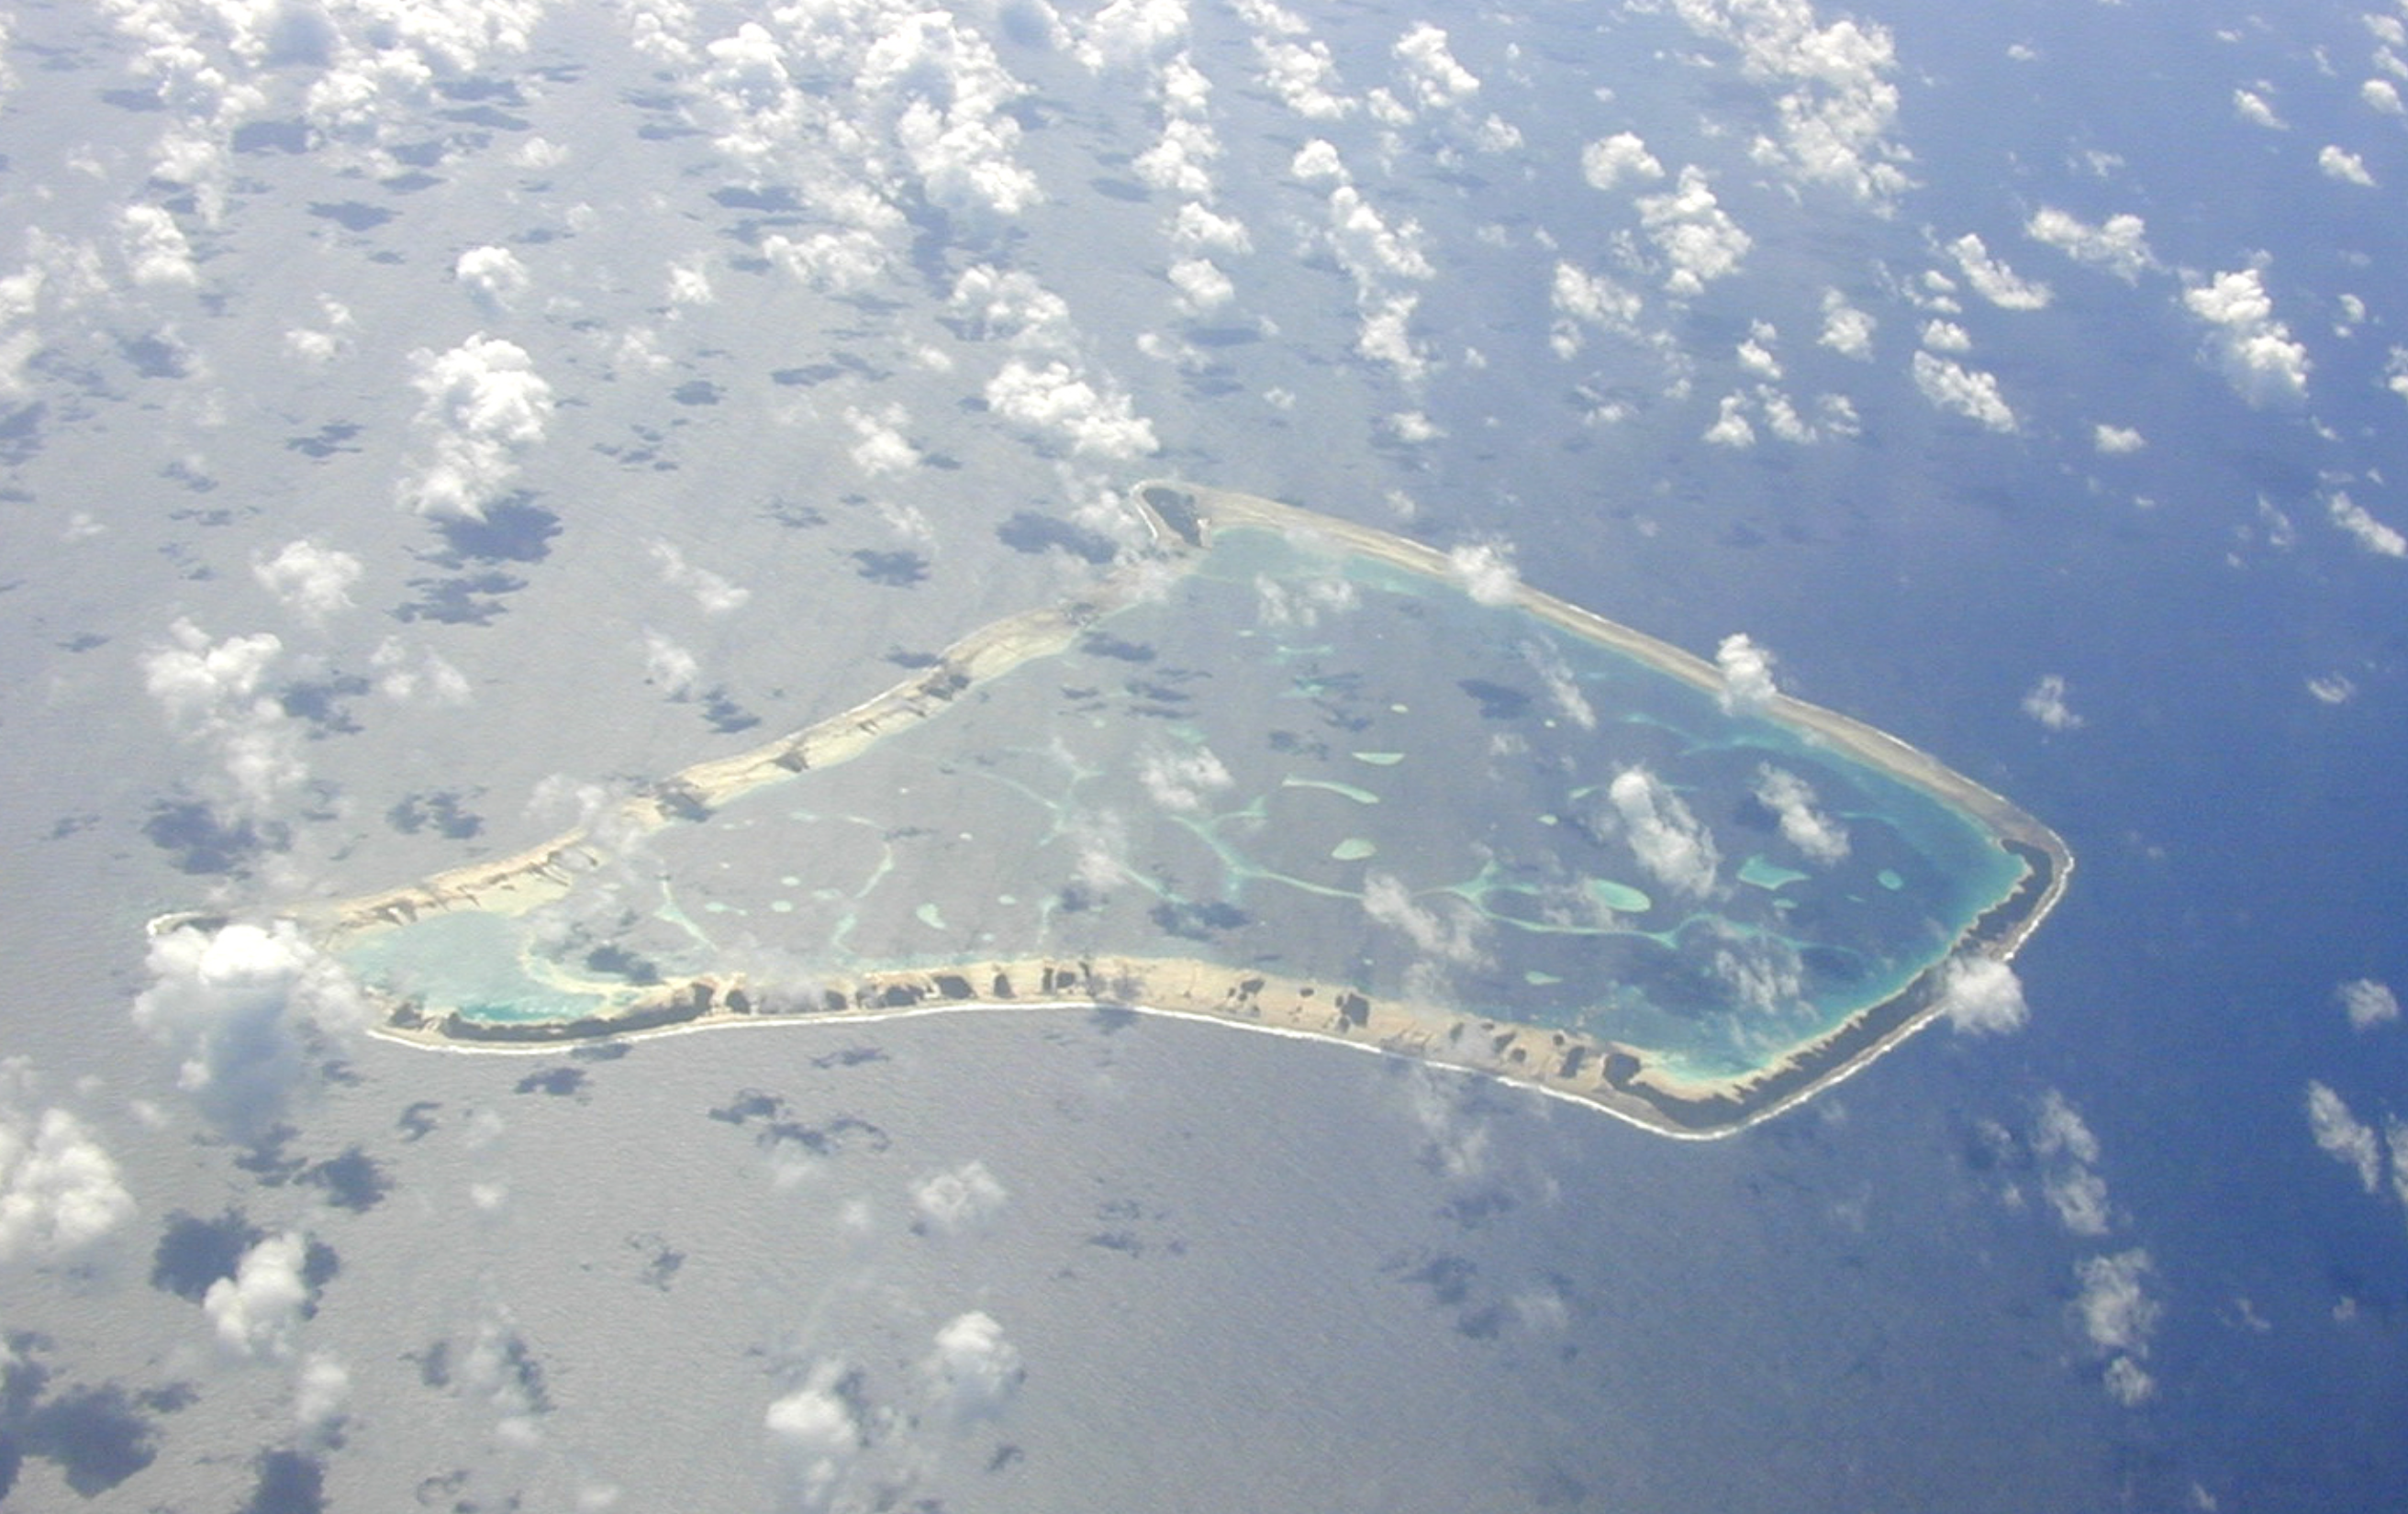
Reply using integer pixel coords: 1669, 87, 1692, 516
341, 523, 2033, 1083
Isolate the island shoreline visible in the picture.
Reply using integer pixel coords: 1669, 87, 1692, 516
152, 480, 2074, 1141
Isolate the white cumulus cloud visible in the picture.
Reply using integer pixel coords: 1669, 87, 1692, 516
1607, 767, 1720, 897
1946, 233, 2052, 310
923, 1311, 1023, 1424
1752, 766, 1848, 865
132, 919, 368, 1136
2022, 674, 2083, 731
648, 540, 750, 615
0, 1103, 135, 1263
1638, 167, 1752, 295
2024, 207, 2154, 281
1581, 131, 1664, 190
1715, 632, 1778, 713
2339, 978, 2401, 1032
2308, 1081, 2384, 1192
398, 333, 555, 520
985, 360, 1159, 459
205, 1230, 311, 1361
1139, 745, 1232, 812
1911, 351, 2017, 431
454, 245, 531, 311
2234, 88, 2285, 129
1934, 954, 2028, 1035
252, 540, 362, 626
2319, 145, 2377, 186
912, 1160, 1009, 1234
142, 618, 307, 821
2183, 267, 2311, 406
1818, 288, 1875, 359
1446, 540, 1519, 606
2327, 492, 2406, 557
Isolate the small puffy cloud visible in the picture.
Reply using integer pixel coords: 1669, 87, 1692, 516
2045, 1165, 2116, 1240
1581, 131, 1664, 190
2092, 424, 2146, 455
205, 1230, 311, 1361
1254, 568, 1357, 629
2022, 674, 2082, 731
1168, 256, 1233, 314
294, 1353, 351, 1440
2234, 88, 2285, 129
2308, 673, 2358, 706
843, 404, 921, 476
1752, 766, 1848, 865
1139, 745, 1232, 812
2034, 1090, 2113, 1236
370, 636, 474, 706
252, 540, 362, 626
2073, 1249, 2159, 1406
2339, 978, 2401, 1032
923, 1311, 1023, 1424
131, 919, 368, 1136
764, 1360, 861, 1510
121, 205, 197, 288
1321, 184, 1433, 286
1446, 540, 1519, 606
2366, 79, 2404, 116
0, 1104, 135, 1262
1356, 295, 1430, 384
2327, 492, 2406, 557
1638, 167, 1752, 295
2073, 1248, 2158, 1352
398, 334, 555, 520
1549, 262, 1641, 357
1289, 137, 1347, 184
1819, 289, 1875, 359
1946, 234, 2052, 310
1392, 23, 1477, 111
1607, 767, 1720, 897
1920, 319, 1970, 353
949, 265, 1072, 346
2025, 207, 2154, 282
1066, 0, 1186, 71
912, 1160, 1008, 1234
1934, 954, 2028, 1035
2034, 1089, 2101, 1166
1911, 351, 2017, 432
1361, 872, 1486, 966
454, 245, 531, 311
985, 359, 1159, 459
764, 229, 889, 295
648, 540, 750, 615
2184, 267, 2310, 405
2308, 1081, 2383, 1191
1714, 632, 1778, 713
641, 630, 699, 698
1138, 114, 1221, 196
2320, 145, 2377, 187
143, 618, 307, 819
1252, 32, 1355, 121
1702, 393, 1755, 449
666, 257, 715, 306
284, 297, 354, 367
1519, 638, 1595, 729
1667, 0, 1909, 203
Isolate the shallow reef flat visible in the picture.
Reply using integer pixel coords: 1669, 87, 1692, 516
194, 482, 2068, 1138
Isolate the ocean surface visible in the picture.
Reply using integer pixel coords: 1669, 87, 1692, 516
0, 0, 2402, 1508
